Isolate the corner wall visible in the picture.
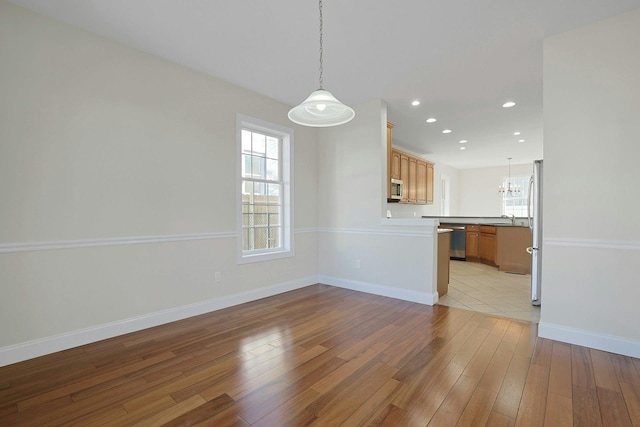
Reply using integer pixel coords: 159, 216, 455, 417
540, 8, 640, 357
0, 2, 319, 365
317, 100, 439, 305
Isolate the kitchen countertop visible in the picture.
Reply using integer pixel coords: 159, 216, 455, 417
424, 216, 529, 227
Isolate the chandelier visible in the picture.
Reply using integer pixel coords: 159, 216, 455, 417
498, 157, 521, 198
288, 0, 355, 127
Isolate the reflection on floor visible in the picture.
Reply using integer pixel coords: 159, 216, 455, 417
438, 260, 541, 323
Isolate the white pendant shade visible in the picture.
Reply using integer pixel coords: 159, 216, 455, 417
288, 89, 355, 127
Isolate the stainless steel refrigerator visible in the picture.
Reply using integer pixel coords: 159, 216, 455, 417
527, 160, 543, 306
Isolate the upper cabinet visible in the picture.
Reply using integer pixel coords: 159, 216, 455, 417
416, 160, 427, 204
390, 147, 434, 205
426, 163, 434, 204
391, 150, 401, 180
386, 122, 395, 199
387, 121, 435, 205
399, 152, 410, 203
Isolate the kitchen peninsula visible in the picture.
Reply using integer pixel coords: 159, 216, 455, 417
425, 216, 532, 275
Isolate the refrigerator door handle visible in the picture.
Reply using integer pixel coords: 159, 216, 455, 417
527, 175, 534, 230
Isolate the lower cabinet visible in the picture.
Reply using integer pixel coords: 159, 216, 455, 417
465, 225, 480, 260
496, 227, 533, 274
464, 224, 532, 274
479, 226, 497, 267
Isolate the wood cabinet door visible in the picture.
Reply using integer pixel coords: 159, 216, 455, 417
391, 150, 401, 180
386, 122, 394, 198
400, 154, 410, 202
426, 162, 434, 204
480, 233, 496, 263
496, 227, 533, 274
408, 157, 417, 203
416, 160, 427, 204
466, 232, 479, 257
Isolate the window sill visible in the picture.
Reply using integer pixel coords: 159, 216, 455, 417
237, 248, 294, 264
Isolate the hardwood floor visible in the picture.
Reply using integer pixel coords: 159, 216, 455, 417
1, 284, 639, 426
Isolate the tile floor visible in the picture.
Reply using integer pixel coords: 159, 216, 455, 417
438, 260, 541, 323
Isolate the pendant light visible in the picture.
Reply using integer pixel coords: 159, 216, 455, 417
288, 0, 355, 127
498, 157, 522, 198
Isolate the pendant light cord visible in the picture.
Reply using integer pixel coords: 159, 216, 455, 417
318, 0, 324, 89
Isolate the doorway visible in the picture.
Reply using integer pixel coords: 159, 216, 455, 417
440, 174, 450, 216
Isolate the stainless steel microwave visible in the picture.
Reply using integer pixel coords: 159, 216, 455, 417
390, 179, 403, 200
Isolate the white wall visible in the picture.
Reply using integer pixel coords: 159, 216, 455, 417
318, 100, 439, 304
458, 163, 533, 217
0, 2, 319, 364
539, 8, 640, 357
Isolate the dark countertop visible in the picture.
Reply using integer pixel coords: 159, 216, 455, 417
425, 216, 529, 228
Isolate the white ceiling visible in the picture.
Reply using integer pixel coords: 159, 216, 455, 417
10, 0, 640, 169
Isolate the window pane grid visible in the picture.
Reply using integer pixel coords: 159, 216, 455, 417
241, 127, 284, 253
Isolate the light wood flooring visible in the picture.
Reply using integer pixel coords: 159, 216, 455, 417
439, 261, 541, 323
1, 284, 639, 426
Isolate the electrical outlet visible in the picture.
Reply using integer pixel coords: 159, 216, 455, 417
355, 259, 361, 269
214, 272, 221, 283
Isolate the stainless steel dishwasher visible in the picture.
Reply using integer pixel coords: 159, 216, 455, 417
448, 226, 466, 260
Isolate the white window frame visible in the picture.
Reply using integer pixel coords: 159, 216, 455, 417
236, 114, 294, 264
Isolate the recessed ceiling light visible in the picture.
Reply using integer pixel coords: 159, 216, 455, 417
459, 140, 467, 144
514, 131, 521, 136
442, 129, 452, 134
518, 139, 525, 142
460, 146, 466, 150
503, 101, 516, 108
426, 117, 437, 123
411, 100, 420, 106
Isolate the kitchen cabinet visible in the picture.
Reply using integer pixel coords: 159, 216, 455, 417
400, 153, 410, 202
416, 160, 427, 204
388, 146, 434, 205
408, 157, 417, 203
386, 122, 395, 198
496, 227, 532, 274
463, 224, 532, 274
465, 225, 480, 260
391, 149, 401, 180
426, 162, 434, 204
479, 225, 497, 267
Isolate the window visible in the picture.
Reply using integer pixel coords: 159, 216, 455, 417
501, 176, 530, 217
237, 115, 293, 263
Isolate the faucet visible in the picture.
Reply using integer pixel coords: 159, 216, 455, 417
501, 214, 515, 225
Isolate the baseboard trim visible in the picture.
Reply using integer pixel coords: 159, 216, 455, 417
538, 321, 640, 358
0, 276, 317, 367
319, 275, 437, 306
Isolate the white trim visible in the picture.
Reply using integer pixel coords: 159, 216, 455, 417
0, 232, 236, 254
538, 321, 640, 359
0, 229, 318, 255
0, 276, 317, 367
319, 275, 438, 306
295, 228, 318, 234
318, 227, 433, 238
544, 237, 640, 251
236, 114, 294, 265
